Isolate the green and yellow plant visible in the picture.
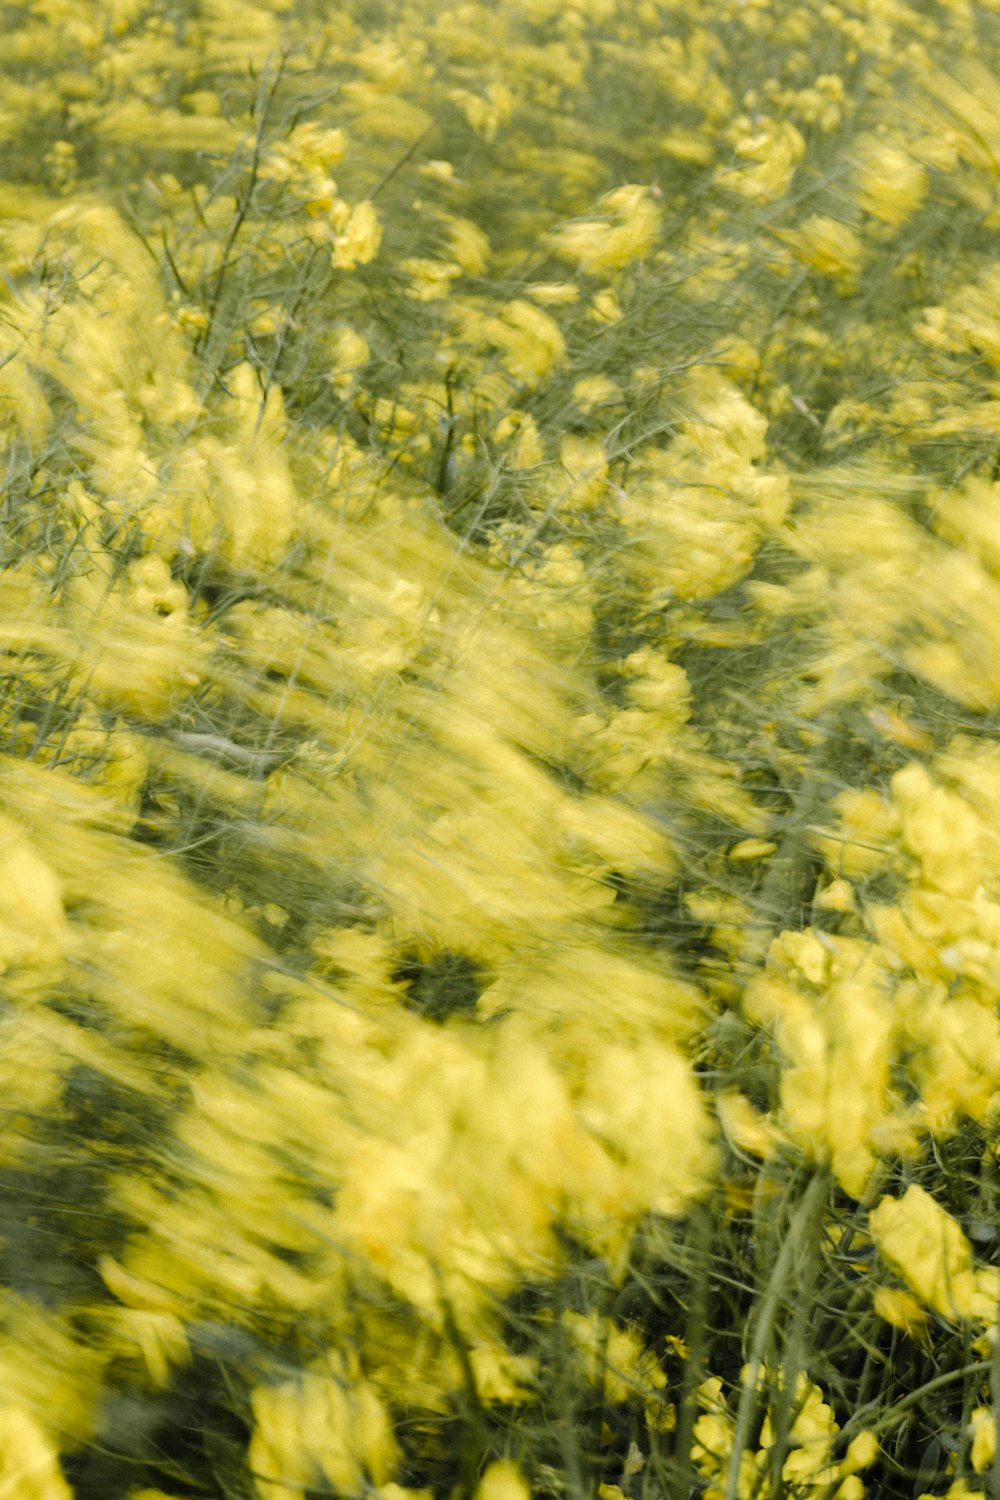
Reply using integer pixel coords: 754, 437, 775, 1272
7, 2, 1000, 1498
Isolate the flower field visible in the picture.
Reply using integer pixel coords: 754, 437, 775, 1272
5, 0, 1000, 1495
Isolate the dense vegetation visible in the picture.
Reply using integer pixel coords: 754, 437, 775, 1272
5, 1, 1000, 1496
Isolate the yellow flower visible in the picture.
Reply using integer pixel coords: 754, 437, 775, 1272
572, 374, 621, 409
893, 761, 983, 897
475, 1461, 530, 1500
432, 210, 490, 274
249, 1366, 398, 1500
549, 185, 662, 275
331, 200, 381, 270
922, 57, 1000, 178
870, 1184, 995, 1321
326, 326, 369, 394
745, 935, 894, 1195
527, 281, 580, 305
660, 129, 714, 165
0, 1405, 72, 1500
843, 1431, 880, 1475
104, 1309, 190, 1388
815, 786, 900, 880
815, 878, 855, 913
971, 1408, 997, 1474
727, 838, 777, 862
491, 300, 566, 386
400, 257, 461, 300
716, 1092, 784, 1160
468, 1345, 537, 1404
773, 214, 864, 287
590, 288, 623, 323
559, 434, 607, 510
852, 134, 927, 227
0, 815, 68, 972
562, 1311, 666, 1404
872, 1286, 932, 1346
450, 82, 514, 141
494, 411, 544, 467
715, 117, 805, 203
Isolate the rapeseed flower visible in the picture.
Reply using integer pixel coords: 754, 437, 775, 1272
11, 0, 1000, 1491
970, 1408, 997, 1475
549, 185, 662, 275
0, 1405, 71, 1500
715, 116, 806, 203
475, 1461, 530, 1500
851, 134, 928, 227
773, 214, 864, 289
870, 1184, 999, 1322
331, 199, 382, 270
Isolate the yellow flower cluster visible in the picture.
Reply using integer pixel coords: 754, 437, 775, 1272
548, 185, 663, 276
692, 1370, 878, 1500
870, 1185, 1000, 1324
621, 367, 789, 602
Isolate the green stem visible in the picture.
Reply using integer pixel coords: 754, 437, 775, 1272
723, 1169, 827, 1500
